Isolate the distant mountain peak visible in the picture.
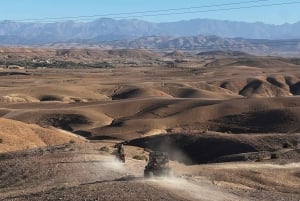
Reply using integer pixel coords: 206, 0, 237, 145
0, 18, 300, 46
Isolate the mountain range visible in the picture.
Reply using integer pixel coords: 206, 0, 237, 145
1, 18, 300, 45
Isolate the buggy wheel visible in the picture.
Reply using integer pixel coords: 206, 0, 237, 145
144, 171, 153, 178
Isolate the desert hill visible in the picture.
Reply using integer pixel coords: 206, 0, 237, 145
2, 93, 300, 140
0, 58, 300, 140
128, 132, 300, 164
0, 118, 84, 153
0, 48, 300, 200
0, 49, 300, 163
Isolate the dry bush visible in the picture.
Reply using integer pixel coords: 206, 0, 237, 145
283, 141, 293, 149
0, 138, 2, 143
133, 155, 148, 161
271, 152, 281, 159
99, 146, 110, 153
256, 155, 264, 162
69, 140, 76, 144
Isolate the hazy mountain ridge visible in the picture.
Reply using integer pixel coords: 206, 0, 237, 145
48, 35, 300, 56
1, 18, 300, 45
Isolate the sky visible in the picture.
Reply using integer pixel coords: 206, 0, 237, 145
0, 0, 299, 25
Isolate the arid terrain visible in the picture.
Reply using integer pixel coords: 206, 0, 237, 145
0, 48, 300, 200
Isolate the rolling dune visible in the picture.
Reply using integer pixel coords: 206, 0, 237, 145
0, 118, 84, 153
0, 50, 300, 153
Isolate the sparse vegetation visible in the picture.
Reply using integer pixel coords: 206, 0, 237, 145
0, 59, 115, 69
86, 62, 114, 68
256, 155, 264, 162
271, 152, 281, 159
282, 140, 299, 149
37, 148, 44, 155
68, 148, 75, 151
283, 141, 293, 149
0, 153, 7, 161
292, 140, 299, 147
99, 146, 110, 153
69, 140, 76, 144
133, 155, 148, 161
0, 138, 3, 143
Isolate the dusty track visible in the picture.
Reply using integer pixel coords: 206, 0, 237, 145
1, 142, 299, 201
0, 142, 240, 201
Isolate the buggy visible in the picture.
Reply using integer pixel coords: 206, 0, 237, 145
144, 151, 172, 177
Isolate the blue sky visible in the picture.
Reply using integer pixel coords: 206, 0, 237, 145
0, 0, 299, 24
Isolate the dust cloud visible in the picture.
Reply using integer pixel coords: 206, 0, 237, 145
101, 157, 126, 172
146, 176, 239, 201
68, 153, 238, 201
